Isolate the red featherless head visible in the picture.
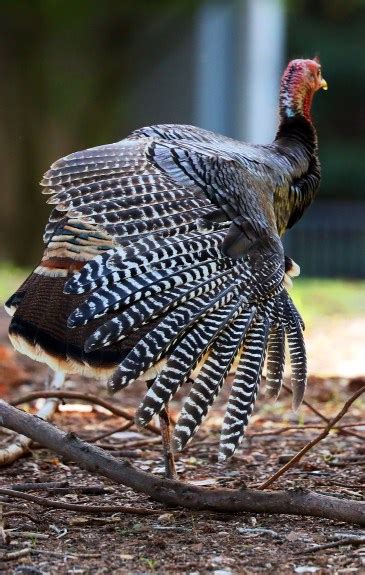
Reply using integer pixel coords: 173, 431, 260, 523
280, 58, 327, 122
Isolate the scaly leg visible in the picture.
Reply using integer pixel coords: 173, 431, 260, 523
159, 403, 177, 479
145, 378, 177, 479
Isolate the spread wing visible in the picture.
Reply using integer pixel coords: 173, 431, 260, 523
40, 125, 306, 460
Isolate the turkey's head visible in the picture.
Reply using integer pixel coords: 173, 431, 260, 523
280, 57, 327, 121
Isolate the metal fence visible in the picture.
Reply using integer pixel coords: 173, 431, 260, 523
284, 201, 365, 278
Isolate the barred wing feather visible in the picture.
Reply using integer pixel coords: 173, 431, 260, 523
38, 125, 307, 459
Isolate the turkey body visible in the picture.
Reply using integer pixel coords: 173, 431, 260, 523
6, 59, 325, 459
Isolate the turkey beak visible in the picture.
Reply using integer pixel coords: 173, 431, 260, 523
320, 78, 328, 90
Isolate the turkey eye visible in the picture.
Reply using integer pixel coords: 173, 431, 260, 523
317, 69, 321, 77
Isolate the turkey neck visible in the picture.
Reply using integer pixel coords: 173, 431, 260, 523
274, 115, 318, 160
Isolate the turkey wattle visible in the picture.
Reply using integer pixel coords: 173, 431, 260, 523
6, 58, 327, 461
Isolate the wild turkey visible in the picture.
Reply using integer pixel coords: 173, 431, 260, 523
6, 58, 327, 469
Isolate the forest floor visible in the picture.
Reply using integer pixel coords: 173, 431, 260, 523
0, 298, 364, 574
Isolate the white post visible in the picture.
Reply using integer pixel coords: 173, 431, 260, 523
194, 1, 235, 135
242, 0, 285, 143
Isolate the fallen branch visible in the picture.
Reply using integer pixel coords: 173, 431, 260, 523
0, 489, 162, 516
0, 372, 65, 466
298, 536, 365, 554
11, 390, 160, 435
258, 386, 365, 490
0, 400, 364, 525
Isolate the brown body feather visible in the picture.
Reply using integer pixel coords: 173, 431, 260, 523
7, 264, 155, 378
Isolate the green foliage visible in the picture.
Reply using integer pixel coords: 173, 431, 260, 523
291, 278, 365, 328
141, 557, 158, 571
0, 263, 29, 305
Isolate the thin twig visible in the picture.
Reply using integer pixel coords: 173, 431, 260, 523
32, 549, 102, 559
0, 547, 31, 561
258, 387, 365, 490
325, 481, 365, 490
246, 423, 364, 440
47, 486, 111, 495
297, 537, 365, 554
6, 531, 49, 540
9, 481, 68, 491
87, 421, 134, 443
282, 383, 329, 422
96, 436, 162, 450
282, 382, 363, 439
11, 390, 160, 435
0, 488, 162, 515
9, 481, 109, 495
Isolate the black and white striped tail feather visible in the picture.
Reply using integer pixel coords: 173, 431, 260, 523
173, 307, 256, 452
67, 258, 232, 328
65, 230, 226, 295
219, 318, 270, 461
268, 292, 307, 410
285, 311, 307, 410
108, 282, 240, 392
135, 294, 247, 426
85, 268, 235, 352
106, 231, 226, 274
265, 325, 286, 401
70, 245, 223, 303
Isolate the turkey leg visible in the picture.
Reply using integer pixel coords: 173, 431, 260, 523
146, 379, 176, 479
159, 404, 177, 479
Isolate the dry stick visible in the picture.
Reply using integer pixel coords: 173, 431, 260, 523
9, 481, 109, 495
1, 547, 31, 561
336, 429, 365, 441
9, 481, 68, 491
0, 489, 162, 516
11, 390, 160, 435
258, 387, 365, 491
0, 401, 364, 525
297, 537, 365, 555
0, 372, 65, 466
282, 382, 363, 440
87, 421, 134, 443
96, 436, 162, 450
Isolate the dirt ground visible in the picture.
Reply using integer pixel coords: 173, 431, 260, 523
0, 308, 364, 575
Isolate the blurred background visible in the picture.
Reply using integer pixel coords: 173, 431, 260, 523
0, 0, 364, 376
